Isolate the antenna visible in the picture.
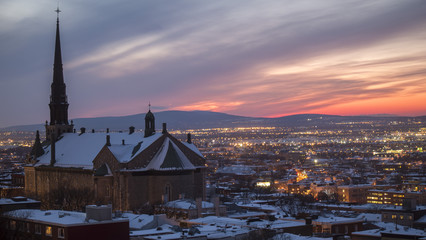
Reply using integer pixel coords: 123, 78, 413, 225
148, 102, 151, 111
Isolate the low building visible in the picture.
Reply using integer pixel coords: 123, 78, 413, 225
381, 199, 426, 227
311, 216, 363, 237
0, 205, 129, 240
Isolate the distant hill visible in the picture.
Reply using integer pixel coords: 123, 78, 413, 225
1, 111, 425, 132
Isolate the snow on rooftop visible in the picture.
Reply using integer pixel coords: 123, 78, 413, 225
145, 138, 195, 171
164, 199, 214, 209
314, 216, 363, 224
121, 212, 154, 229
216, 165, 256, 175
36, 132, 162, 169
130, 224, 174, 237
353, 222, 426, 238
6, 209, 127, 226
182, 141, 203, 157
272, 233, 332, 240
0, 197, 39, 205
357, 213, 382, 222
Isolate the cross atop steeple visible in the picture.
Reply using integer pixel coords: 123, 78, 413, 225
55, 6, 61, 19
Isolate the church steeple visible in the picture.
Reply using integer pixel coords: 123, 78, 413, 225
45, 7, 73, 141
144, 103, 155, 138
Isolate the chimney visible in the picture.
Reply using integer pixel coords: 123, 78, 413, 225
80, 127, 86, 134
122, 139, 125, 145
187, 133, 192, 144
305, 217, 312, 225
129, 126, 135, 134
50, 132, 56, 166
162, 123, 167, 134
86, 205, 112, 221
106, 128, 109, 133
92, 129, 95, 133
213, 196, 220, 216
196, 197, 202, 218
106, 135, 111, 146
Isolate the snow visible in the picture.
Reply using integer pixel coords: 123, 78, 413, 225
314, 216, 363, 224
357, 213, 381, 222
145, 138, 195, 171
186, 216, 305, 229
353, 222, 426, 238
130, 224, 174, 237
0, 197, 39, 205
216, 165, 256, 175
6, 209, 128, 226
35, 132, 162, 168
121, 212, 154, 229
164, 199, 214, 209
35, 131, 204, 170
182, 142, 204, 157
271, 233, 332, 240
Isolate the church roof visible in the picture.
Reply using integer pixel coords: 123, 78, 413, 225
35, 132, 160, 169
35, 131, 204, 170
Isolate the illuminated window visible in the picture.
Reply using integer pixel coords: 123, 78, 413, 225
58, 228, 65, 238
392, 215, 396, 219
45, 226, 52, 236
400, 215, 404, 220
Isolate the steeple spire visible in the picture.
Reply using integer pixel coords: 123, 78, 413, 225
46, 7, 73, 141
144, 103, 155, 138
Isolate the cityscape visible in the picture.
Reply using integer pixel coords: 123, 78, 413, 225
0, 116, 425, 239
1, 1, 426, 240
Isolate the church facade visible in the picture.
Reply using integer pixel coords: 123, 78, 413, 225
25, 13, 206, 211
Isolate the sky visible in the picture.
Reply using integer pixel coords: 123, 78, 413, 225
1, 0, 426, 128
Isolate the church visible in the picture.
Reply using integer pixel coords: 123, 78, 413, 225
24, 11, 206, 211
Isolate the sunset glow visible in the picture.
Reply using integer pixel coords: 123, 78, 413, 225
0, 0, 425, 127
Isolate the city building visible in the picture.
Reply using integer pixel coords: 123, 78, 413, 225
367, 189, 426, 206
1, 205, 129, 240
337, 185, 374, 204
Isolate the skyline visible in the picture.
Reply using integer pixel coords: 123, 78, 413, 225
1, 1, 426, 128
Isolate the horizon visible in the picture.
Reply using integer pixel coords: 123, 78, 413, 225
2, 109, 424, 129
1, 0, 426, 128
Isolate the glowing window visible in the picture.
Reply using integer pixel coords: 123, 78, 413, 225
45, 226, 52, 236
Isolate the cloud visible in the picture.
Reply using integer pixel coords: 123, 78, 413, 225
1, 0, 426, 127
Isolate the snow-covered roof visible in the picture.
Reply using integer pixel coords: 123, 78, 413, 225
353, 222, 426, 238
216, 165, 256, 175
0, 197, 39, 205
36, 132, 161, 169
145, 138, 196, 171
164, 199, 214, 209
314, 216, 363, 225
272, 233, 332, 240
5, 209, 127, 226
121, 212, 154, 229
35, 131, 205, 170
